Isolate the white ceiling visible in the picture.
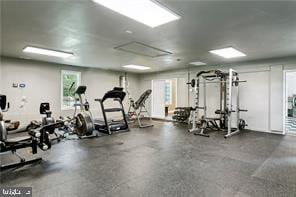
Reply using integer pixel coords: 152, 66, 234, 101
1, 0, 296, 73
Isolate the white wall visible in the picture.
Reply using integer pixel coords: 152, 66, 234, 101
0, 57, 140, 125
139, 59, 296, 133
0, 60, 2, 93
286, 72, 296, 97
1, 55, 296, 134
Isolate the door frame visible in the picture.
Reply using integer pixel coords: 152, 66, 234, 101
151, 78, 178, 119
151, 79, 165, 118
283, 69, 296, 135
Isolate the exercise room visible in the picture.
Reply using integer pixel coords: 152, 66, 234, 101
0, 1, 296, 196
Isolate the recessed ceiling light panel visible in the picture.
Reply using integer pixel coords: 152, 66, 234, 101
122, 65, 151, 70
23, 46, 74, 58
209, 47, 246, 58
92, 0, 181, 28
189, 61, 206, 66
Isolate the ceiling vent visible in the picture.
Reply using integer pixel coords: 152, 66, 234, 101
114, 42, 172, 57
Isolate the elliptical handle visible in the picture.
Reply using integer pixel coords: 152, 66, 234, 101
3, 102, 10, 112
68, 82, 75, 95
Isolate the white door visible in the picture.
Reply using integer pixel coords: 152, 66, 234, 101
152, 80, 165, 118
177, 78, 188, 107
270, 65, 283, 133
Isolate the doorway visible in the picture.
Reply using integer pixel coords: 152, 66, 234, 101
164, 79, 177, 120
284, 71, 296, 135
151, 78, 178, 120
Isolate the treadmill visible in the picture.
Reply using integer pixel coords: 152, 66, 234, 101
94, 87, 129, 134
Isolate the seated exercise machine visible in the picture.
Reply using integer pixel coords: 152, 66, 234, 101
128, 89, 153, 128
94, 87, 129, 134
62, 83, 95, 138
188, 69, 248, 138
40, 103, 55, 125
27, 103, 63, 141
4, 120, 20, 132
0, 95, 62, 170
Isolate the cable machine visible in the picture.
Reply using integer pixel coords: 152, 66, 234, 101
188, 69, 248, 138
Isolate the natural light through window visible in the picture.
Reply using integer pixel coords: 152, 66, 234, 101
61, 70, 81, 110
165, 80, 172, 105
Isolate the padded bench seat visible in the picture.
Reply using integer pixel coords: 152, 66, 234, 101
6, 136, 32, 144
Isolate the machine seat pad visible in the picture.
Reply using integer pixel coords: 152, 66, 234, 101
6, 136, 32, 144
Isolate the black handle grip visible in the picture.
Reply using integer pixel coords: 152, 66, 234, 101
68, 82, 75, 93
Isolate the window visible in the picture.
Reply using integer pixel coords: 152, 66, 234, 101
61, 70, 81, 110
165, 80, 172, 105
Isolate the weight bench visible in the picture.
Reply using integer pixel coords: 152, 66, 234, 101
194, 117, 221, 137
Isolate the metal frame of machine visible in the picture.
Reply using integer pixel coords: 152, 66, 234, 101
72, 85, 95, 137
61, 83, 96, 138
94, 87, 129, 135
188, 69, 247, 138
0, 95, 61, 170
128, 89, 154, 128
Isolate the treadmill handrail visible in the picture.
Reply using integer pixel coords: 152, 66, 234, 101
104, 108, 123, 112
101, 87, 126, 102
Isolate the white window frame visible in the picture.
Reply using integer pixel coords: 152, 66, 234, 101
165, 80, 173, 105
61, 70, 81, 110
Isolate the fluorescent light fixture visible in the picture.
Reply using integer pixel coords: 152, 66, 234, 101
122, 65, 151, 70
189, 61, 206, 66
209, 47, 246, 58
92, 0, 180, 28
125, 30, 133, 34
23, 46, 74, 58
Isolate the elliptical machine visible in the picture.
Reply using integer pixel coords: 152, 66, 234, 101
62, 83, 95, 138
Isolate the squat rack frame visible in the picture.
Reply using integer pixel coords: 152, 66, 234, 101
188, 68, 247, 138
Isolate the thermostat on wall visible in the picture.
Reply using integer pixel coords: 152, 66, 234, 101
19, 83, 26, 88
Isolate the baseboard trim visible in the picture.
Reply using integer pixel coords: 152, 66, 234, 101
149, 119, 286, 135
250, 129, 284, 135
